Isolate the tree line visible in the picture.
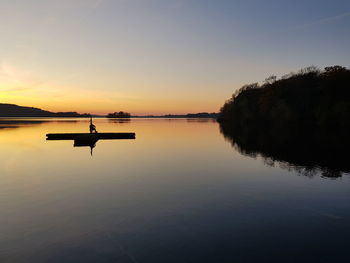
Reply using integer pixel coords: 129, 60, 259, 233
106, 111, 131, 118
218, 65, 350, 136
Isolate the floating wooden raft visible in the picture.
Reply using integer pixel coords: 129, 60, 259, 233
46, 133, 135, 140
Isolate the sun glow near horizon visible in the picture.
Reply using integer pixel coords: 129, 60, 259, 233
0, 0, 349, 114
0, 74, 222, 115
0, 60, 224, 115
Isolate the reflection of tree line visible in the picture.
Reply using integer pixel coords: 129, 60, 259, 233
0, 117, 216, 128
186, 118, 216, 123
218, 66, 350, 178
0, 120, 47, 129
0, 120, 78, 129
107, 118, 131, 124
0, 119, 134, 129
220, 123, 349, 178
106, 118, 215, 124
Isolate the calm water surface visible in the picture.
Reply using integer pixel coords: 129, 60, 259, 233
0, 118, 349, 262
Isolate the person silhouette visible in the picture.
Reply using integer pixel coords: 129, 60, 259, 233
89, 117, 98, 133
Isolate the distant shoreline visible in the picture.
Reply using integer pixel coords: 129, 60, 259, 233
0, 103, 218, 118
0, 116, 218, 119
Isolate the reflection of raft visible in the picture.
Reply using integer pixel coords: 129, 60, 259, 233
46, 133, 135, 140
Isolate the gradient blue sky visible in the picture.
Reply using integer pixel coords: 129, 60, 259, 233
0, 0, 349, 114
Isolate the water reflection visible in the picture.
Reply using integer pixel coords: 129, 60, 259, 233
107, 118, 131, 124
186, 118, 216, 123
73, 137, 98, 155
0, 119, 48, 129
1, 118, 350, 262
219, 123, 350, 178
0, 119, 78, 129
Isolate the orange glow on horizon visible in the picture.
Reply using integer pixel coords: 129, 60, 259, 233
0, 62, 223, 115
0, 91, 222, 115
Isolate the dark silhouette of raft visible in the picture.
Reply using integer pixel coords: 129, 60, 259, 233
46, 132, 136, 156
46, 128, 135, 156
46, 132, 135, 141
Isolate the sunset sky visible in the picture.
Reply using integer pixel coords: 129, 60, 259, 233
0, 0, 349, 115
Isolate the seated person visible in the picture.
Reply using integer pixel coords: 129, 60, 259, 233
89, 118, 98, 133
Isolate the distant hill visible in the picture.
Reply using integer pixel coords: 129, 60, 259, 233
0, 103, 90, 117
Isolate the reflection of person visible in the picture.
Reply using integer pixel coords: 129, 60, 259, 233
90, 144, 96, 156
89, 117, 98, 133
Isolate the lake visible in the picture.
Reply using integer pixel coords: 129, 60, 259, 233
0, 118, 349, 262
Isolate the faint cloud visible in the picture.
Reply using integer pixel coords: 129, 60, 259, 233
284, 11, 350, 32
1, 87, 31, 92
91, 0, 105, 10
0, 61, 43, 91
43, 0, 107, 25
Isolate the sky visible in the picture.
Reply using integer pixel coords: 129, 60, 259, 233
0, 0, 349, 115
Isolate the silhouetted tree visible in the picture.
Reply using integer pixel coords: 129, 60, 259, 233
264, 75, 277, 85
106, 111, 131, 118
324, 65, 346, 73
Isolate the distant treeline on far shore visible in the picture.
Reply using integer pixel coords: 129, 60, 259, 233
0, 104, 218, 118
107, 112, 218, 118
132, 112, 219, 118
